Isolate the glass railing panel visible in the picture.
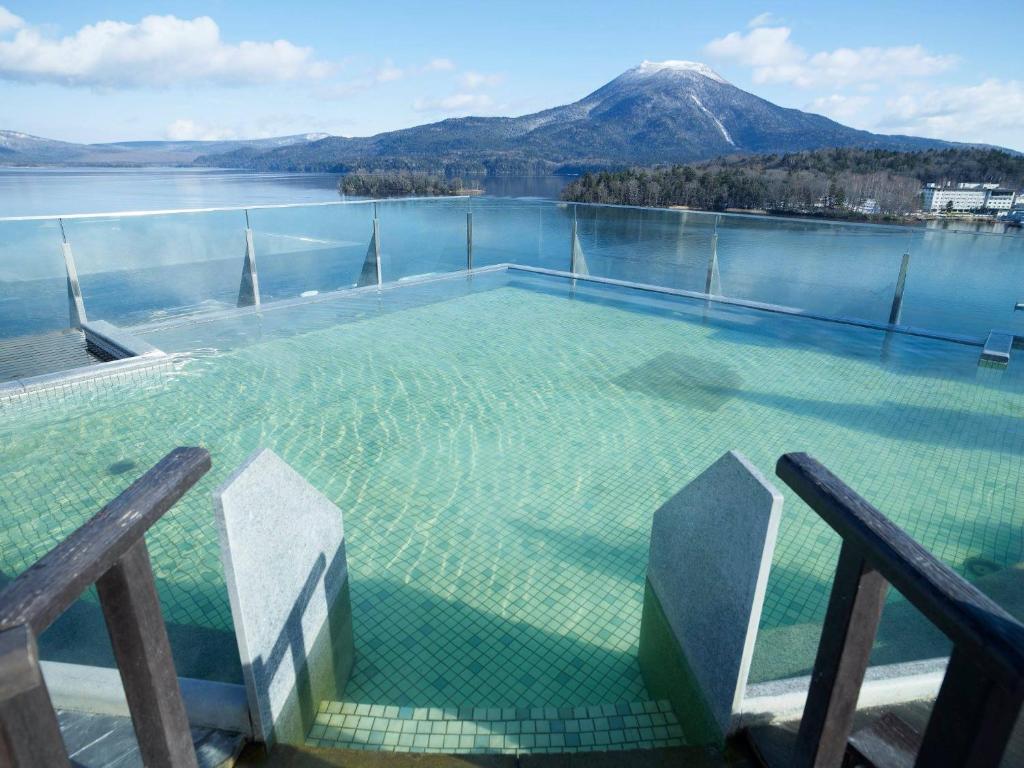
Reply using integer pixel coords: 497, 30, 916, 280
573, 205, 717, 291
469, 199, 570, 270
0, 218, 68, 338
376, 198, 469, 281
898, 226, 1024, 338
715, 215, 911, 323
248, 202, 374, 301
63, 209, 250, 327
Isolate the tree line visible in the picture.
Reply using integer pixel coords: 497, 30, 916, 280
339, 172, 466, 198
561, 148, 1024, 219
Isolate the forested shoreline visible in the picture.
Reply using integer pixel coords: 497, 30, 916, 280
561, 148, 1024, 220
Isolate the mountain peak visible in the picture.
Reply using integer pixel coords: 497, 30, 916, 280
631, 60, 729, 84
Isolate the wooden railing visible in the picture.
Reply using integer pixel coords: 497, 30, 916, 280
0, 447, 211, 768
774, 452, 1024, 768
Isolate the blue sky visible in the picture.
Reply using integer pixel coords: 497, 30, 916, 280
0, 1, 1020, 149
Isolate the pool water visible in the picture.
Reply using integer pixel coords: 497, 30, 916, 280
1, 269, 1022, 710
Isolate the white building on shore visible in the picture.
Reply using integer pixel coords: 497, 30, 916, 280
921, 182, 1018, 212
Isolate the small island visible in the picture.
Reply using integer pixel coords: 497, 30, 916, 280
339, 172, 476, 198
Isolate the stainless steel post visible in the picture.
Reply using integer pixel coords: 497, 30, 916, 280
58, 218, 87, 328
373, 216, 382, 286
888, 252, 911, 325
705, 215, 720, 295
570, 206, 579, 273
237, 209, 261, 308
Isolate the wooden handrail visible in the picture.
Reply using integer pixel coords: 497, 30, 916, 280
0, 447, 211, 636
0, 447, 211, 768
774, 452, 1024, 768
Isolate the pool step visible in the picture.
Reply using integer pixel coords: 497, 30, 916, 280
307, 699, 685, 755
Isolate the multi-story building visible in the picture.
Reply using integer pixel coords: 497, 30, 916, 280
920, 182, 1018, 212
986, 188, 1016, 210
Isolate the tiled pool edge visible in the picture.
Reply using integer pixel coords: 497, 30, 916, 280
35, 655, 947, 755
736, 656, 947, 728
40, 660, 251, 736
2, 259, 997, 406
507, 264, 989, 349
0, 350, 172, 404
303, 657, 949, 755
127, 264, 508, 336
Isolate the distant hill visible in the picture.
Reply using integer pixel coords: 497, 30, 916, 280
195, 60, 968, 174
0, 130, 330, 166
2, 61, 996, 173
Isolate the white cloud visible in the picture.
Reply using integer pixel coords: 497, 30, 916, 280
877, 79, 1024, 148
375, 60, 404, 83
748, 12, 782, 28
413, 92, 496, 114
459, 71, 504, 89
318, 57, 460, 100
0, 12, 330, 87
809, 94, 871, 124
0, 5, 24, 33
424, 58, 455, 72
165, 119, 238, 141
705, 25, 956, 88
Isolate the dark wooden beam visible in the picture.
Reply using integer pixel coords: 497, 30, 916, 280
915, 648, 1023, 768
0, 447, 211, 636
777, 452, 1024, 688
98, 540, 198, 768
0, 625, 70, 767
792, 542, 888, 768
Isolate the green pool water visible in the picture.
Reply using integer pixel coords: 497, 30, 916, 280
2, 269, 1022, 709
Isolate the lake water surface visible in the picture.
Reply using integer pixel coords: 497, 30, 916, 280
0, 168, 1021, 341
0, 167, 568, 217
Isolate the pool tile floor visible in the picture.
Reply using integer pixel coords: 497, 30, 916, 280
308, 699, 684, 755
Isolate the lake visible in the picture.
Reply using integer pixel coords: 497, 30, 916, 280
0, 167, 1021, 343
0, 167, 569, 217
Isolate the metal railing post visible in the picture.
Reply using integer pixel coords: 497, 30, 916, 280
466, 211, 473, 271
237, 210, 261, 308
570, 205, 579, 273
888, 252, 910, 325
58, 218, 87, 329
705, 215, 720, 295
356, 204, 382, 288
569, 205, 589, 276
373, 206, 382, 286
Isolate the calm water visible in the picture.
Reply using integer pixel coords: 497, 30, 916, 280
2, 270, 1021, 702
0, 167, 569, 217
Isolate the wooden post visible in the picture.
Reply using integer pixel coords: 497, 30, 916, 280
792, 542, 888, 768
915, 648, 1023, 768
97, 541, 198, 768
466, 211, 473, 271
0, 625, 69, 767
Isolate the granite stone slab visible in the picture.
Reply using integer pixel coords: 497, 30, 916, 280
215, 448, 355, 746
640, 450, 782, 742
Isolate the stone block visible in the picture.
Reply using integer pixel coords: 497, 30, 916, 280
639, 451, 782, 744
214, 449, 354, 745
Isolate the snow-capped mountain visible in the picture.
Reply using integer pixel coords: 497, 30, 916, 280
3, 62, 968, 171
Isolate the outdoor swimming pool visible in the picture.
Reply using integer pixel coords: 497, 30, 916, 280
2, 268, 1021, 717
